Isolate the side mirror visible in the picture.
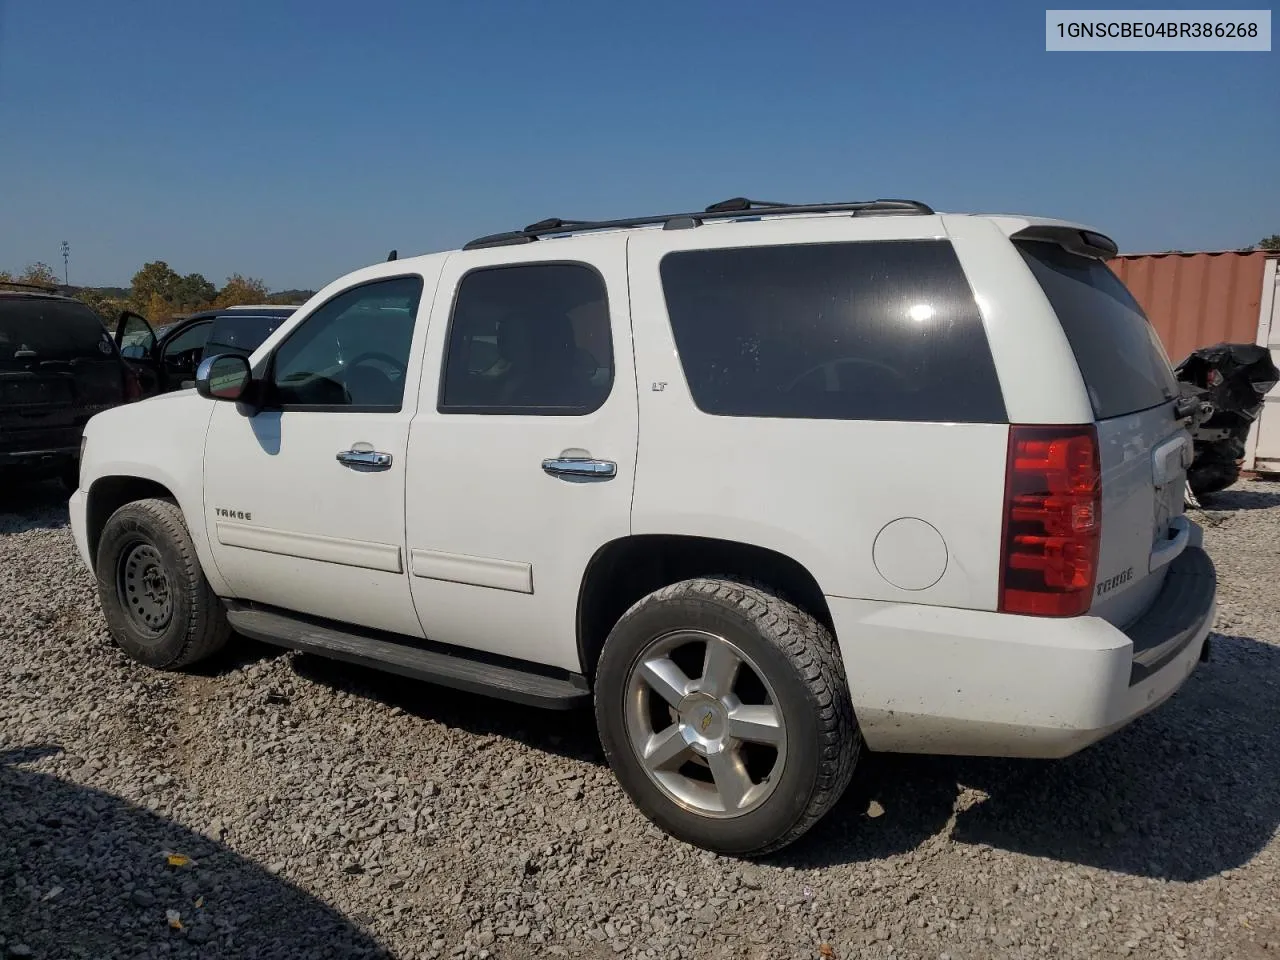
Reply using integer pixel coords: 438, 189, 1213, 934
195, 354, 252, 402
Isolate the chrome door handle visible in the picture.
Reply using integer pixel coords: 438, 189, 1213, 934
336, 449, 393, 470
541, 457, 616, 480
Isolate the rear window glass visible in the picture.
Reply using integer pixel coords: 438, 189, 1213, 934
206, 314, 290, 358
659, 240, 1007, 423
0, 298, 114, 364
1015, 240, 1177, 419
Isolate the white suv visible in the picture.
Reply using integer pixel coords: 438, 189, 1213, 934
69, 198, 1217, 855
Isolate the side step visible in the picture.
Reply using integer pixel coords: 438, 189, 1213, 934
224, 603, 590, 710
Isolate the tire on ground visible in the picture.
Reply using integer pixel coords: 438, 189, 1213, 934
594, 577, 859, 856
95, 497, 231, 670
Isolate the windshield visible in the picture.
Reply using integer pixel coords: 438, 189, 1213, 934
0, 298, 115, 366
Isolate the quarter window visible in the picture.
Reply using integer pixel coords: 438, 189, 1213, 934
659, 240, 1007, 423
439, 263, 613, 414
272, 277, 423, 409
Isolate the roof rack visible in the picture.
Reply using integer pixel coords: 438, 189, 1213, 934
463, 197, 935, 250
0, 279, 60, 294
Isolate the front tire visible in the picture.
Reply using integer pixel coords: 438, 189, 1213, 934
95, 498, 230, 670
594, 578, 859, 856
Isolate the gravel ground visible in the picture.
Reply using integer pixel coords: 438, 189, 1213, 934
2, 481, 1279, 960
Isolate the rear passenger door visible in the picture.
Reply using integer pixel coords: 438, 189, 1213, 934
404, 238, 637, 673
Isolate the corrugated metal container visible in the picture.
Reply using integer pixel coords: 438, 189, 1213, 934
1107, 251, 1271, 364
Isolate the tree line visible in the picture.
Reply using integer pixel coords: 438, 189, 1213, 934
0, 260, 315, 326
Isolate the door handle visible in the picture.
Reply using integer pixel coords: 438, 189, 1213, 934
541, 457, 616, 481
336, 448, 393, 470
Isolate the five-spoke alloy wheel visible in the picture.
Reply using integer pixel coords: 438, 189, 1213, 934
595, 578, 860, 856
625, 629, 787, 818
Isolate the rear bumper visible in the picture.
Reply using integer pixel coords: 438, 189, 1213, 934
830, 545, 1217, 759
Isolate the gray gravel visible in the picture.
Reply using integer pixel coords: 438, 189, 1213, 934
2, 479, 1280, 959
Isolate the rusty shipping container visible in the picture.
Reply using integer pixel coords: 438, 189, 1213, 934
1107, 250, 1272, 364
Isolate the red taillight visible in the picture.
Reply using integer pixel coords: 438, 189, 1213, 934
998, 425, 1101, 617
123, 368, 143, 401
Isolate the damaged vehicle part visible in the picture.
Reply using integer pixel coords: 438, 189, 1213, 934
1174, 342, 1279, 496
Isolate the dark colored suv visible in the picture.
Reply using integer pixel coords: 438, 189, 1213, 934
116, 305, 297, 394
0, 285, 143, 489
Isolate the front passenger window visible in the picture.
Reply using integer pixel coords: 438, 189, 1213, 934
271, 277, 424, 409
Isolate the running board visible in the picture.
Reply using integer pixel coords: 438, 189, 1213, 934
224, 604, 590, 710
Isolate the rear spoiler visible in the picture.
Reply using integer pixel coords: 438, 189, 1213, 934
1010, 225, 1118, 260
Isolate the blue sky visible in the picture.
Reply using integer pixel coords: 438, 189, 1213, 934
0, 0, 1274, 289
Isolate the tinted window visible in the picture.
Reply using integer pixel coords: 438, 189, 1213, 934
659, 241, 1006, 422
272, 277, 423, 408
205, 313, 290, 359
0, 298, 114, 367
1016, 241, 1177, 419
162, 321, 211, 359
440, 263, 613, 414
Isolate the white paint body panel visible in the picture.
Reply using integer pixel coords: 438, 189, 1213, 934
199, 258, 446, 638
627, 216, 1009, 611
72, 390, 231, 596
402, 236, 638, 673
831, 579, 1213, 757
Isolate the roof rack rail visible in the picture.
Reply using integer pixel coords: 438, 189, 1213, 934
463, 198, 935, 250
0, 279, 60, 293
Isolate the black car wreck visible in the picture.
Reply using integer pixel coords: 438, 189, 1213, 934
1, 285, 298, 491
0, 283, 144, 490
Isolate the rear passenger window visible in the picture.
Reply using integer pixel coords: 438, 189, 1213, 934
439, 263, 613, 414
1015, 240, 1178, 419
659, 241, 1007, 423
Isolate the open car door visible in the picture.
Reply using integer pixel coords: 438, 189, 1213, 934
113, 311, 162, 397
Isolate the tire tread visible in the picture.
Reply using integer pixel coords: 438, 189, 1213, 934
97, 497, 230, 669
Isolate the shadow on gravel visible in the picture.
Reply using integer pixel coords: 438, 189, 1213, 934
289, 654, 606, 765
1199, 486, 1280, 510
0, 480, 71, 534
281, 627, 1279, 884
780, 632, 1280, 882
0, 745, 388, 959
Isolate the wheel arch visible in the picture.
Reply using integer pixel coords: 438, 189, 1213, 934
85, 475, 177, 568
576, 534, 835, 680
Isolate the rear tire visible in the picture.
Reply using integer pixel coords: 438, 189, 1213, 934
594, 578, 859, 856
95, 498, 230, 670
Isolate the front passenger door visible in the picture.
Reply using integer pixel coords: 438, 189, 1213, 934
202, 273, 433, 638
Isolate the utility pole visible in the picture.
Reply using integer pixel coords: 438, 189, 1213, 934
60, 241, 70, 285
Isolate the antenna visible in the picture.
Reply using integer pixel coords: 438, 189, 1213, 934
61, 241, 70, 285
387, 250, 398, 262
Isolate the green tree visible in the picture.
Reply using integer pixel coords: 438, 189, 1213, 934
129, 261, 216, 315
76, 289, 128, 323
174, 272, 216, 310
129, 260, 183, 312
1259, 235, 1280, 252
214, 274, 270, 307
15, 262, 59, 287
144, 291, 173, 326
